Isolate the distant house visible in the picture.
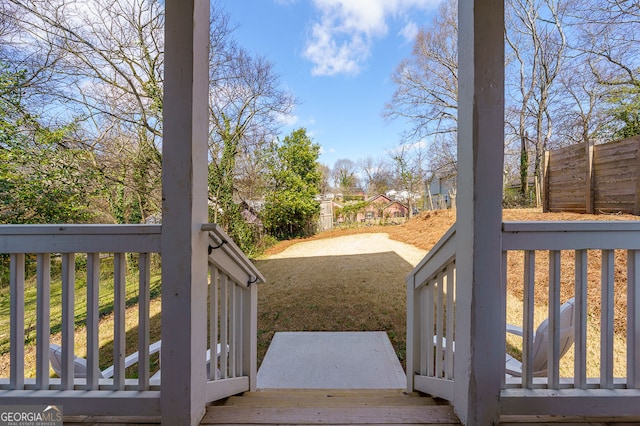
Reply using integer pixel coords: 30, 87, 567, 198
427, 176, 457, 210
356, 194, 409, 222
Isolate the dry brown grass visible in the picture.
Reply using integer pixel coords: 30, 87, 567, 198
259, 208, 639, 376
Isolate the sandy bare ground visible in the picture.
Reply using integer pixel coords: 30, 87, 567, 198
266, 233, 427, 266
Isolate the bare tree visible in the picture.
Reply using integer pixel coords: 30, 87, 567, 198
505, 0, 568, 203
383, 0, 459, 206
389, 145, 424, 217
332, 158, 359, 196
8, 0, 295, 228
574, 0, 640, 139
554, 54, 609, 146
384, 0, 458, 143
358, 156, 392, 196
207, 39, 297, 225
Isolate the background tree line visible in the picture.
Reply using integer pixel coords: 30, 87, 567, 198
0, 0, 319, 255
384, 0, 640, 207
2, 0, 639, 256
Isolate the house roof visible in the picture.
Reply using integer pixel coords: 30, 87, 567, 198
367, 194, 394, 204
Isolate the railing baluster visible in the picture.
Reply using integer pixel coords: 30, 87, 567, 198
61, 253, 76, 390
575, 249, 588, 389
628, 249, 640, 388
10, 253, 25, 390
445, 265, 455, 380
425, 280, 435, 377
435, 273, 445, 377
236, 284, 244, 377
220, 273, 229, 379
113, 253, 126, 390
548, 250, 561, 389
418, 286, 427, 376
138, 253, 151, 390
501, 251, 507, 388
229, 280, 237, 378
86, 253, 100, 390
601, 249, 615, 389
523, 250, 536, 387
36, 253, 51, 389
209, 265, 219, 381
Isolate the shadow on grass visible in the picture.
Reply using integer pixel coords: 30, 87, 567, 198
98, 310, 163, 377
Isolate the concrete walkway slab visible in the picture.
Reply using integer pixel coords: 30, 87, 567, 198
257, 331, 406, 389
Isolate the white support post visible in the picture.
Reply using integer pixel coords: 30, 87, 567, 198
455, 0, 505, 424
162, 0, 210, 424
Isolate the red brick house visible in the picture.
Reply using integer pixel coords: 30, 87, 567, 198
356, 194, 409, 222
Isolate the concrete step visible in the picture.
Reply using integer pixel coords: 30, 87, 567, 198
257, 331, 406, 389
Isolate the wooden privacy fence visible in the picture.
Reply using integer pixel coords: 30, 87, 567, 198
543, 136, 640, 214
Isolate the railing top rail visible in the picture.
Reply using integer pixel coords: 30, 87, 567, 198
0, 224, 162, 253
503, 220, 640, 233
202, 223, 266, 287
407, 224, 456, 289
0, 224, 162, 236
502, 220, 640, 250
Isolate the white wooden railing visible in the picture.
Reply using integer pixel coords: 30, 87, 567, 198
0, 225, 162, 415
202, 223, 264, 401
501, 221, 640, 417
0, 223, 264, 417
406, 225, 456, 401
407, 220, 640, 419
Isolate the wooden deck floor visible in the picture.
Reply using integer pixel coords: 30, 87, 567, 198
64, 389, 460, 425
204, 389, 459, 424
63, 390, 640, 425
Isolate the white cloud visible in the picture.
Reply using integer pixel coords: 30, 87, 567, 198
318, 145, 336, 155
303, 0, 439, 76
388, 139, 428, 155
399, 21, 419, 43
274, 112, 299, 127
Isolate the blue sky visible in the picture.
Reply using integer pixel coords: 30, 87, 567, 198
219, 0, 441, 169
